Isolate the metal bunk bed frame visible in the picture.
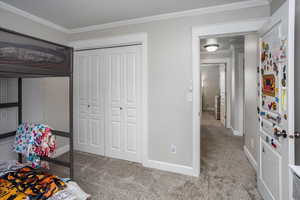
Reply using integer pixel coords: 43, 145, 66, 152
0, 27, 74, 178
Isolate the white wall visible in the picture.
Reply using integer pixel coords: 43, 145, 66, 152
69, 6, 269, 167
0, 8, 69, 160
244, 33, 259, 163
201, 65, 220, 111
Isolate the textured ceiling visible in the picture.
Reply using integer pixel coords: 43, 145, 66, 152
0, 0, 249, 29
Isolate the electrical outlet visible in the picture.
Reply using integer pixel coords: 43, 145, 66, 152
171, 144, 177, 154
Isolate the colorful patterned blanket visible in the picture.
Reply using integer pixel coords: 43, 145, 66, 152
14, 123, 56, 168
0, 167, 66, 200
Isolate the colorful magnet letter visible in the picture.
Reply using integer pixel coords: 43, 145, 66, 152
268, 102, 277, 111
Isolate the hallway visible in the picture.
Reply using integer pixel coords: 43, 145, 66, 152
201, 111, 261, 199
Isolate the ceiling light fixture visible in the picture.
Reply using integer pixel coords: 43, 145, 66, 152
204, 44, 219, 52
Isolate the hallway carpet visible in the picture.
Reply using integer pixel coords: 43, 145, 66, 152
51, 112, 262, 200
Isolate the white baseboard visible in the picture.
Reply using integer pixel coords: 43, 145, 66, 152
243, 145, 257, 172
143, 159, 197, 177
53, 145, 69, 158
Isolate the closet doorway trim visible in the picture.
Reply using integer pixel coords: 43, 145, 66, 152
70, 32, 148, 165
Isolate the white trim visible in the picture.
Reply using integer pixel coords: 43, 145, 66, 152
143, 159, 196, 177
0, 1, 69, 33
244, 145, 258, 171
70, 0, 269, 33
70, 32, 149, 167
193, 18, 269, 38
0, 0, 269, 34
53, 145, 69, 158
192, 17, 269, 177
69, 33, 146, 50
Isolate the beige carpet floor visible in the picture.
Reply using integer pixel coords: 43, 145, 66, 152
51, 112, 262, 200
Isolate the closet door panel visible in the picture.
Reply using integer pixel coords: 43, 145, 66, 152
76, 55, 90, 149
89, 55, 105, 153
90, 118, 103, 147
111, 54, 122, 104
78, 56, 89, 113
106, 46, 141, 163
106, 54, 123, 158
111, 122, 121, 150
78, 117, 89, 144
126, 123, 137, 152
123, 52, 139, 161
125, 54, 137, 105
75, 52, 105, 155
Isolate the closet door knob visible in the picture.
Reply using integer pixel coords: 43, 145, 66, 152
120, 107, 123, 110
88, 105, 90, 108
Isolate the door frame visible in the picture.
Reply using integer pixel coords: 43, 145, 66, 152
200, 63, 226, 124
192, 18, 268, 176
70, 33, 148, 164
201, 58, 231, 129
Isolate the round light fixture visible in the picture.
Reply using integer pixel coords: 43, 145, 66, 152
204, 44, 219, 52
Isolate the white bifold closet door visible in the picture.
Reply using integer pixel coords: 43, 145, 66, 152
74, 51, 106, 155
74, 45, 142, 163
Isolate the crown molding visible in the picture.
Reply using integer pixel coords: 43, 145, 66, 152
0, 1, 70, 33
69, 0, 270, 33
0, 0, 270, 34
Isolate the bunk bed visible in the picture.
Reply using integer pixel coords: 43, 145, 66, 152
0, 27, 84, 199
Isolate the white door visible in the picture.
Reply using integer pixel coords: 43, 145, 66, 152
219, 64, 226, 126
105, 46, 142, 163
74, 50, 106, 155
257, 1, 295, 200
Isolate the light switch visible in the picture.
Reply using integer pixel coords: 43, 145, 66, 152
186, 92, 193, 102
